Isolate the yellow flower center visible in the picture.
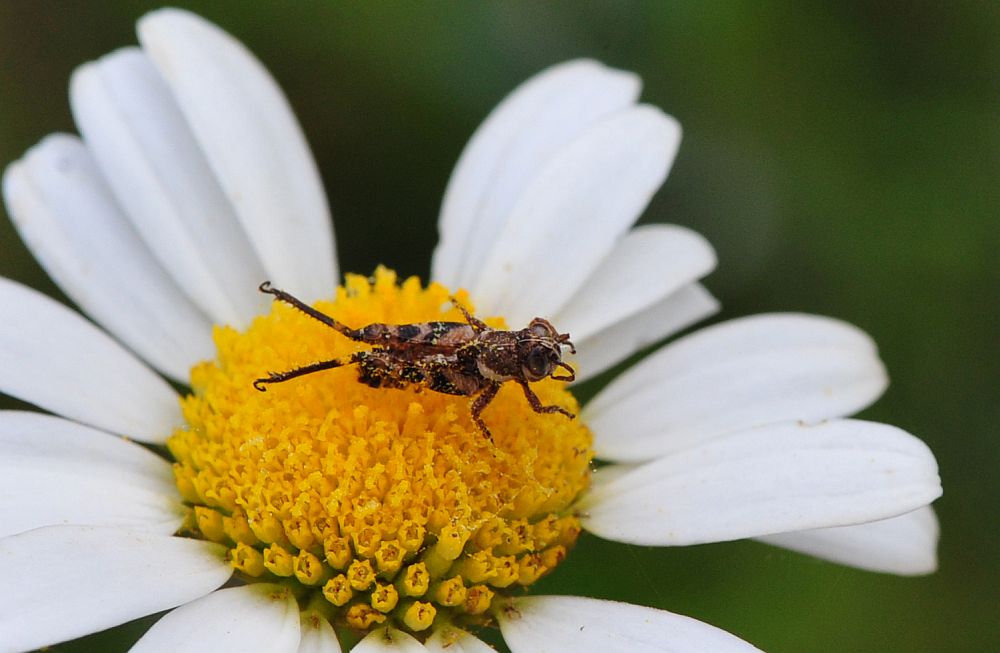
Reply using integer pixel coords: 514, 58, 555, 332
169, 267, 593, 636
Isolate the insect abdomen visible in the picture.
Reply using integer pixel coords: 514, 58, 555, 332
354, 350, 411, 389
357, 321, 475, 347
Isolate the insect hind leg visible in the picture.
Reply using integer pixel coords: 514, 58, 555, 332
259, 281, 363, 340
253, 355, 357, 391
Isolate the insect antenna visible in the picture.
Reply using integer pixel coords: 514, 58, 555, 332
557, 333, 576, 355
549, 361, 576, 382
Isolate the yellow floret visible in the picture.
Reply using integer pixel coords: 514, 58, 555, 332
169, 267, 592, 635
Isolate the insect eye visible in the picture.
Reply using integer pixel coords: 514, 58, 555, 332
528, 319, 554, 338
526, 347, 552, 378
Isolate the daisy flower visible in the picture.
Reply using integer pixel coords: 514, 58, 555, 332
0, 8, 942, 653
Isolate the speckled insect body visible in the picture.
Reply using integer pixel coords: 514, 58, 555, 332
253, 282, 577, 440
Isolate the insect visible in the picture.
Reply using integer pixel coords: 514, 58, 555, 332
253, 282, 577, 441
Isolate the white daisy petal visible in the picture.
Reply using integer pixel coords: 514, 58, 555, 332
471, 105, 681, 324
137, 8, 336, 303
0, 277, 181, 442
571, 283, 719, 384
0, 525, 230, 653
355, 627, 427, 653
580, 419, 942, 546
757, 505, 940, 576
434, 59, 640, 288
0, 411, 183, 538
425, 626, 495, 653
498, 595, 762, 653
130, 584, 301, 653
297, 610, 342, 653
554, 224, 716, 342
70, 47, 267, 327
2, 134, 215, 382
585, 313, 888, 461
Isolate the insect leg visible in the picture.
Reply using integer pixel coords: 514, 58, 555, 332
253, 355, 357, 391
449, 296, 489, 333
516, 380, 575, 420
469, 382, 501, 442
258, 282, 362, 340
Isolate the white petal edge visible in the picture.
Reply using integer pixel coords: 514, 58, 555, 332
434, 59, 640, 288
0, 277, 181, 442
137, 8, 337, 303
0, 411, 183, 538
297, 610, 342, 653
585, 313, 888, 462
554, 224, 716, 342
0, 525, 230, 653
757, 505, 940, 576
580, 419, 942, 546
498, 595, 762, 653
571, 283, 719, 384
70, 48, 267, 327
354, 627, 428, 653
425, 626, 495, 653
3, 134, 215, 382
130, 584, 301, 653
471, 105, 681, 325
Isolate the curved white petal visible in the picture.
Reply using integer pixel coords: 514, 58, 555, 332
137, 8, 336, 303
355, 627, 427, 653
585, 313, 888, 462
297, 610, 342, 653
70, 47, 267, 327
131, 584, 301, 653
0, 411, 183, 538
0, 525, 230, 653
757, 505, 940, 576
572, 282, 719, 384
425, 626, 494, 653
554, 224, 716, 342
471, 105, 681, 324
498, 595, 762, 653
434, 59, 640, 288
3, 134, 215, 382
0, 277, 181, 443
580, 419, 942, 546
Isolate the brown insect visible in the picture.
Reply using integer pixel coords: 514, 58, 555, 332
253, 282, 577, 441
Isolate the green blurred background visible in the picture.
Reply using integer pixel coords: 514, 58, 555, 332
0, 2, 996, 651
